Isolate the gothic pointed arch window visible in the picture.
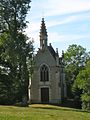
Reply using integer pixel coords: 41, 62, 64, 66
40, 65, 49, 81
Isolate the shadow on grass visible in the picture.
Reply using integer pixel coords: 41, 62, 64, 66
31, 104, 90, 113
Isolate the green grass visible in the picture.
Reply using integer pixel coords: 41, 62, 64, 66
0, 104, 90, 120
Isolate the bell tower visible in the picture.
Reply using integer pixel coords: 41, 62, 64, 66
40, 18, 48, 49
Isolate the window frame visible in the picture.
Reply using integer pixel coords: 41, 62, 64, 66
40, 65, 49, 81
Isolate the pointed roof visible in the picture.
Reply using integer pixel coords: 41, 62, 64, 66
39, 18, 57, 60
40, 18, 48, 37
48, 43, 56, 59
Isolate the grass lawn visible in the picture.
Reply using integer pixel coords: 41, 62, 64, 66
0, 104, 90, 120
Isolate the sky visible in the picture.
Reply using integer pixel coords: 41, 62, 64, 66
25, 0, 90, 55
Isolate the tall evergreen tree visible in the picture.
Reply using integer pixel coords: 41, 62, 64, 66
0, 0, 33, 105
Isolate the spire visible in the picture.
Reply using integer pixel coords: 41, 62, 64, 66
40, 18, 48, 49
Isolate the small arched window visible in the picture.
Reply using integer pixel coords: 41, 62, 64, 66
40, 65, 49, 81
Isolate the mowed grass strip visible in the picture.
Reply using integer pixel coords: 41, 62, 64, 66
0, 104, 90, 120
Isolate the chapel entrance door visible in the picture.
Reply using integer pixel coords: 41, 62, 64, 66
41, 88, 49, 103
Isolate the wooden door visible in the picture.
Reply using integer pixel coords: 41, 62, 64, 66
41, 88, 49, 103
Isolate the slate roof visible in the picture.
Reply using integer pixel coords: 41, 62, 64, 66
48, 45, 56, 59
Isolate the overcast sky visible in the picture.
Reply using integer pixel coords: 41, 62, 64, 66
25, 0, 90, 55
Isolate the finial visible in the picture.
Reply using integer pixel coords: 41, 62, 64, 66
62, 50, 64, 58
49, 43, 51, 46
42, 17, 44, 22
56, 48, 58, 54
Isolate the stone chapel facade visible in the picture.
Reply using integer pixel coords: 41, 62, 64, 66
30, 18, 67, 104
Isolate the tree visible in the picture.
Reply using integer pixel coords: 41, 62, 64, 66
74, 60, 90, 110
64, 44, 89, 99
0, 0, 33, 105
0, 0, 31, 34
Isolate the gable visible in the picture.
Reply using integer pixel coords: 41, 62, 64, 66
35, 47, 56, 67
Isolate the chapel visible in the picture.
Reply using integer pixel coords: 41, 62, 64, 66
30, 18, 67, 104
